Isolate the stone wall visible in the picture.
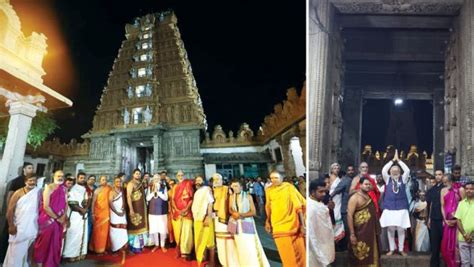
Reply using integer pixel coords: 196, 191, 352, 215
308, 0, 344, 179
453, 1, 474, 177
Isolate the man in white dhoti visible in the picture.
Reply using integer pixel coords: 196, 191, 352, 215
4, 174, 40, 267
192, 176, 216, 267
147, 174, 169, 253
229, 179, 270, 267
379, 150, 411, 256
308, 178, 335, 267
109, 177, 128, 264
212, 173, 239, 266
62, 172, 90, 262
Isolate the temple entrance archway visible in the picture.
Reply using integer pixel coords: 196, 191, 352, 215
310, 0, 474, 178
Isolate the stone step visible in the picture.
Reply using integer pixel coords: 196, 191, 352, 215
334, 252, 446, 267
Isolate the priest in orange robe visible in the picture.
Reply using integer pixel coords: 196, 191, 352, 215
90, 175, 112, 254
265, 171, 306, 266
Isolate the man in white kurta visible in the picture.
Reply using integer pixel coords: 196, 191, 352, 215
379, 150, 411, 256
4, 176, 40, 267
146, 174, 169, 252
308, 178, 335, 267
62, 180, 89, 261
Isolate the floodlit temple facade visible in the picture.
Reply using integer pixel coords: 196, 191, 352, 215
3, 12, 306, 180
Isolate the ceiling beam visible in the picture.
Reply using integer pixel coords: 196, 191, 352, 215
345, 61, 444, 73
344, 52, 444, 62
339, 15, 454, 29
361, 91, 434, 100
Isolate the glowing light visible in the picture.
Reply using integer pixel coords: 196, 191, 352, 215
394, 98, 403, 105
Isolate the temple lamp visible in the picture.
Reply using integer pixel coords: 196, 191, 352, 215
394, 97, 404, 106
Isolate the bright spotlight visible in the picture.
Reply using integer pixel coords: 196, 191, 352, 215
394, 98, 403, 105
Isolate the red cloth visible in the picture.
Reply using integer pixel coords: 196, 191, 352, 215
356, 175, 381, 215
172, 179, 194, 220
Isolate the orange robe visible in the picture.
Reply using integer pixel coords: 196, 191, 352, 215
90, 185, 111, 253
266, 182, 306, 267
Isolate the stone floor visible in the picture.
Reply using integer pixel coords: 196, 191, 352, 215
334, 251, 446, 267
62, 215, 281, 267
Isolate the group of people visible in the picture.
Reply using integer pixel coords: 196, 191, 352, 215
2, 162, 307, 267
309, 149, 474, 267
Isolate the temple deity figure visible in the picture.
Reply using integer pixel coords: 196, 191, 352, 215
123, 109, 130, 126
407, 145, 420, 170
144, 106, 152, 125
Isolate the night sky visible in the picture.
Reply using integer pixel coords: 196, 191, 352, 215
12, 0, 305, 142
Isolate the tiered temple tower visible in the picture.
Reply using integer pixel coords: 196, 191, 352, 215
71, 11, 206, 177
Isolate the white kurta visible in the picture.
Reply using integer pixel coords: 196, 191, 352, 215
308, 198, 335, 267
62, 184, 89, 259
4, 187, 40, 267
380, 160, 412, 229
146, 187, 168, 235
109, 192, 128, 252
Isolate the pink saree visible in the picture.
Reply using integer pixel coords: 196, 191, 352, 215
441, 182, 462, 267
33, 185, 67, 267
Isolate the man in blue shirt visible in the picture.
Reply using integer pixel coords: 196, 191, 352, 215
253, 177, 265, 217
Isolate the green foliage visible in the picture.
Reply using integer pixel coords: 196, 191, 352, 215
0, 112, 58, 149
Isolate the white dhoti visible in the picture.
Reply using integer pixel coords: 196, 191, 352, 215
233, 219, 270, 267
148, 214, 168, 247
4, 188, 40, 267
415, 219, 430, 252
214, 218, 239, 267
62, 185, 89, 260
109, 193, 128, 252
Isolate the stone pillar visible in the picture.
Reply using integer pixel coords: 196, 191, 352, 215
444, 26, 461, 171
308, 0, 336, 179
278, 137, 296, 177
152, 135, 160, 172
433, 88, 445, 171
239, 164, 244, 176
0, 100, 41, 210
456, 0, 474, 177
115, 137, 122, 173
340, 88, 363, 167
298, 120, 307, 167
